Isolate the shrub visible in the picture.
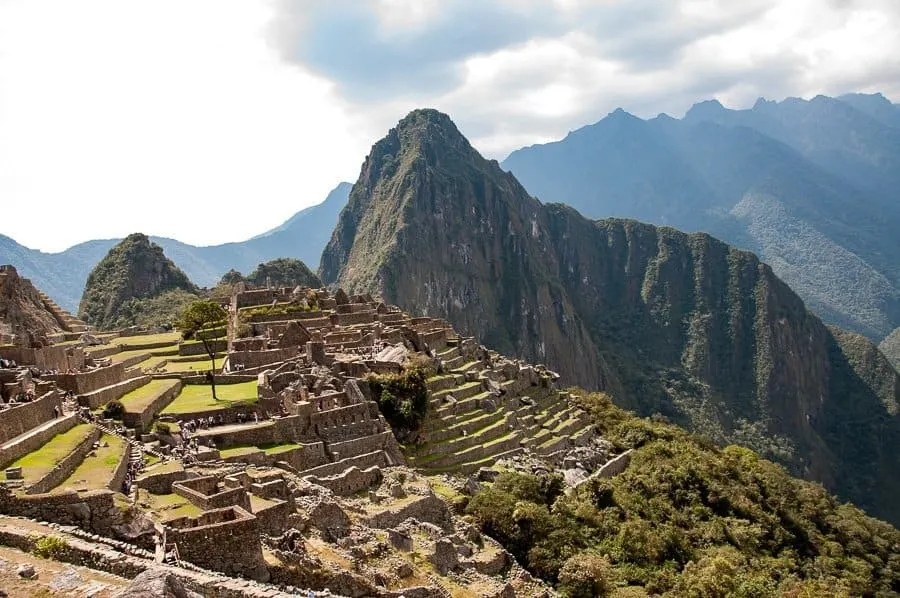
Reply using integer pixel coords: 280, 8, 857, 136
32, 535, 68, 559
102, 400, 124, 419
558, 552, 616, 598
367, 367, 429, 437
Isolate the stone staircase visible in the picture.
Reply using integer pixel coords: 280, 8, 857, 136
38, 292, 89, 334
407, 345, 594, 474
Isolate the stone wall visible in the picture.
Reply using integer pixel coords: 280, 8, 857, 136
178, 340, 227, 357
164, 506, 266, 579
136, 468, 188, 494
28, 426, 102, 494
49, 363, 127, 395
173, 476, 252, 512
107, 441, 132, 492
81, 374, 151, 410
123, 380, 182, 432
0, 413, 75, 469
0, 389, 63, 445
365, 494, 451, 530
0, 345, 35, 365
0, 486, 121, 537
35, 345, 85, 372
252, 498, 293, 535
305, 465, 383, 496
228, 347, 301, 370
301, 451, 387, 478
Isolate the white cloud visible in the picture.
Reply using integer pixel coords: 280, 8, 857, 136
1, 0, 898, 252
0, 0, 368, 252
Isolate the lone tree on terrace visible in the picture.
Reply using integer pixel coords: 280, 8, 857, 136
175, 299, 227, 401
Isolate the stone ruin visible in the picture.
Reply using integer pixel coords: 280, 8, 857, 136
0, 277, 627, 597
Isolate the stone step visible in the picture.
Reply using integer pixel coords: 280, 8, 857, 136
430, 381, 484, 405
425, 430, 523, 469
425, 374, 465, 393
412, 416, 513, 464
451, 361, 481, 374
434, 346, 459, 359
441, 354, 466, 371
424, 447, 526, 476
426, 409, 505, 442
570, 424, 595, 446
535, 435, 570, 455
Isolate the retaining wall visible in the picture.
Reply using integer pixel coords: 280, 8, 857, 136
0, 390, 63, 445
49, 363, 127, 395
0, 413, 76, 469
123, 380, 182, 432
28, 426, 101, 494
80, 375, 151, 410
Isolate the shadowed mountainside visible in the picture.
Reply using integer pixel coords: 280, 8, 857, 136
321, 108, 900, 524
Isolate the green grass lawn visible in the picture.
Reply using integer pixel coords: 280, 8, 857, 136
53, 434, 125, 492
116, 332, 181, 346
160, 381, 258, 414
218, 442, 300, 460
160, 357, 220, 374
119, 379, 181, 413
0, 424, 95, 482
219, 446, 261, 459
138, 489, 202, 521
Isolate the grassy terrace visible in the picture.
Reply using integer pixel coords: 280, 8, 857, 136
161, 381, 258, 414
218, 442, 301, 459
110, 346, 178, 363
119, 379, 181, 413
137, 489, 202, 521
54, 434, 125, 492
115, 332, 181, 346
0, 424, 95, 482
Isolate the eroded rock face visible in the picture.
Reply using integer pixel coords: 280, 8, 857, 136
319, 108, 900, 525
113, 568, 202, 598
0, 265, 64, 346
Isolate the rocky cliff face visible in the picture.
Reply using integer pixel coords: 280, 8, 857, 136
78, 233, 199, 330
321, 109, 900, 524
0, 265, 65, 345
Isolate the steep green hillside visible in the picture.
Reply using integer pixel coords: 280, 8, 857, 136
502, 94, 900, 341
78, 233, 199, 330
321, 108, 900, 524
244, 258, 321, 288
468, 391, 900, 597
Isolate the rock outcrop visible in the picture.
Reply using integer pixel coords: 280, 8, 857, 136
320, 108, 900, 524
78, 233, 199, 330
0, 265, 65, 346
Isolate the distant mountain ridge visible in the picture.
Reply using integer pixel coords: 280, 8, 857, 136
502, 92, 900, 342
0, 182, 351, 312
321, 108, 900, 524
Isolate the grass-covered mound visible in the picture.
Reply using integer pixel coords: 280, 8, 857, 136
466, 391, 900, 597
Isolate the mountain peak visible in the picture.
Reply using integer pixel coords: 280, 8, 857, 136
684, 98, 727, 121
78, 233, 199, 330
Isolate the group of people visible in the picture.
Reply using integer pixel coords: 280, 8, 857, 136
0, 357, 17, 369
121, 449, 144, 495
1, 389, 36, 407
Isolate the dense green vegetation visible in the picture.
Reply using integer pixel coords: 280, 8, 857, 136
78, 233, 199, 330
367, 365, 430, 438
466, 391, 900, 597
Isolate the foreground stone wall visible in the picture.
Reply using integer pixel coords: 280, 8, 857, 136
0, 486, 121, 537
0, 412, 75, 469
173, 476, 252, 512
304, 465, 383, 496
164, 506, 266, 579
0, 389, 63, 444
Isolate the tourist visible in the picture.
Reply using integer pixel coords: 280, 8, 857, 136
253, 412, 259, 424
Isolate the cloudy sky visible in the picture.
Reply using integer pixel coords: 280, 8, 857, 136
1, 0, 898, 252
